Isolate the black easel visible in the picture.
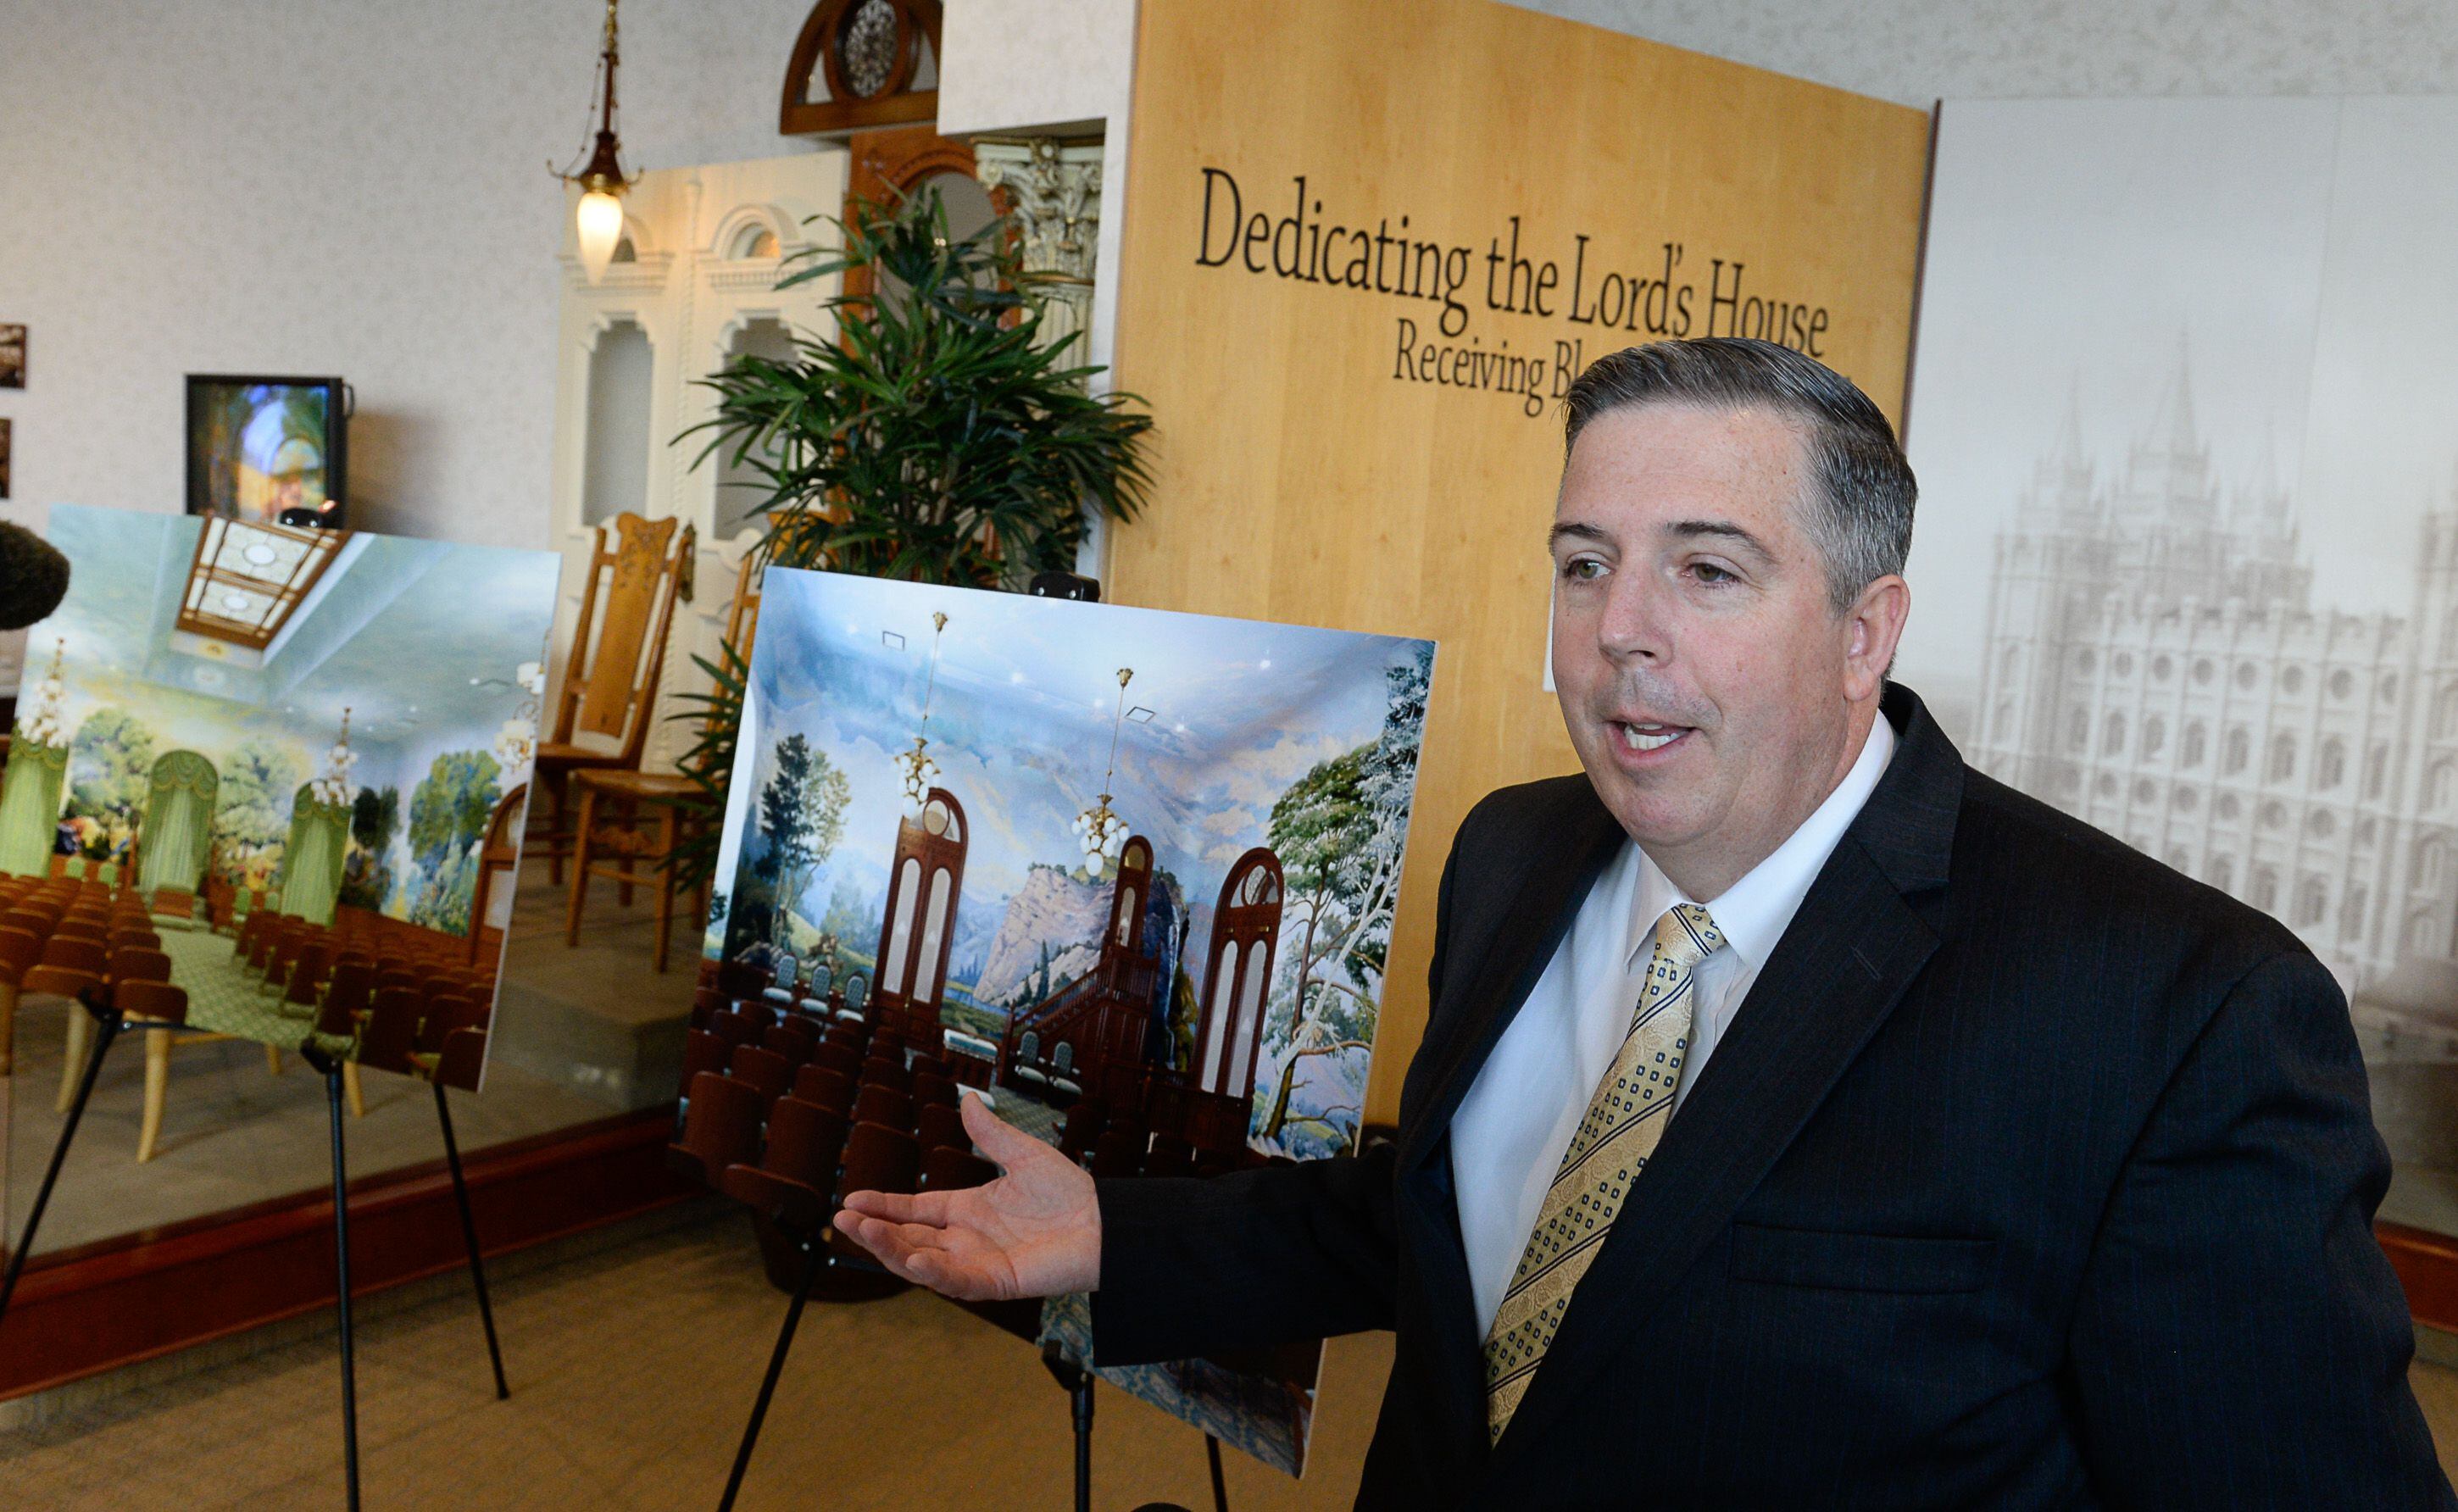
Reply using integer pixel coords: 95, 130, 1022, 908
1042, 1341, 1097, 1512
0, 998, 512, 1512
717, 1230, 825, 1512
0, 994, 134, 1322
301, 1043, 364, 1512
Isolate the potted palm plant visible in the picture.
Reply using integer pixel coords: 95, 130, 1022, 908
670, 186, 1154, 887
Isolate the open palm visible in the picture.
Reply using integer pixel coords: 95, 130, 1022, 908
832, 1094, 1102, 1302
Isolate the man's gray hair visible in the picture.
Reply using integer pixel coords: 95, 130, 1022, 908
1563, 338, 1916, 614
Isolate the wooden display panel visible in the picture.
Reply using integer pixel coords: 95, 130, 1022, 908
1107, 0, 1932, 1122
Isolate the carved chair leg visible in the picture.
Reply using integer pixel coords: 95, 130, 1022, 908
138, 1028, 170, 1163
345, 1058, 365, 1118
266, 1043, 284, 1076
565, 786, 599, 947
58, 1003, 92, 1115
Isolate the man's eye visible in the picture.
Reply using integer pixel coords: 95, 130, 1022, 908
1560, 557, 1607, 581
1690, 561, 1736, 585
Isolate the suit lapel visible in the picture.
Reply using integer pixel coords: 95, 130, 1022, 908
1391, 784, 1627, 1448
1486, 683, 1965, 1463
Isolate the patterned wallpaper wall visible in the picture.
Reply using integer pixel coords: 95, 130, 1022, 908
1514, 0, 2458, 106
0, 0, 827, 553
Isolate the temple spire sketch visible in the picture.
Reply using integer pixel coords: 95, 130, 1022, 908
1971, 342, 2458, 1053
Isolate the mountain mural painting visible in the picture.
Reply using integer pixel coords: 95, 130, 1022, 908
695, 567, 1436, 1474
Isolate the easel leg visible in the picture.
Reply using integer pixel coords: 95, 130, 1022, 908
433, 1081, 509, 1399
718, 1236, 822, 1512
0, 1003, 121, 1324
309, 1047, 363, 1512
1207, 1434, 1231, 1512
1041, 1342, 1096, 1512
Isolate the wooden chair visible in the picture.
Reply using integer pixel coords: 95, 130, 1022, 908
0, 924, 43, 1075
563, 536, 765, 973
37, 935, 113, 1112
533, 513, 692, 886
464, 785, 528, 968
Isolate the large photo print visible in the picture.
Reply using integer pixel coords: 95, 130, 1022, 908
2, 503, 559, 1109
1899, 97, 2458, 1236
698, 569, 1435, 1470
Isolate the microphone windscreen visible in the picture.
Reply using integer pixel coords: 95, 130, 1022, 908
0, 521, 70, 631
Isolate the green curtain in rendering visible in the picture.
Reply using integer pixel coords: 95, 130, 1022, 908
279, 784, 349, 926
136, 749, 218, 897
0, 737, 68, 876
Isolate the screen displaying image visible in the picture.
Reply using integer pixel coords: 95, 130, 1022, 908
1, 503, 559, 1095
698, 569, 1437, 1472
186, 375, 346, 526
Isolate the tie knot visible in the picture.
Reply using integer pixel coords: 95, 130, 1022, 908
1653, 902, 1723, 968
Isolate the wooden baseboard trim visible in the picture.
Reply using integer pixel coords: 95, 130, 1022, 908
2380, 1221, 2458, 1335
0, 1103, 692, 1401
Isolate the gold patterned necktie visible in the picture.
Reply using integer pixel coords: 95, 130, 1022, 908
1482, 900, 1725, 1443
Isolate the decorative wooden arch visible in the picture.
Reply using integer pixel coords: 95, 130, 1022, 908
872, 786, 967, 1043
1105, 835, 1153, 958
780, 0, 943, 137
1194, 847, 1284, 1100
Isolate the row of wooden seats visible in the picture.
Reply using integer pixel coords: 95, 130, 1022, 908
0, 873, 163, 1081
1054, 1098, 1268, 1181
233, 910, 497, 1103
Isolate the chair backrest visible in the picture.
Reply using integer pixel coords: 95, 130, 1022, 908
115, 978, 191, 1027
358, 987, 425, 1074
835, 1121, 921, 1204
912, 1071, 959, 1110
319, 960, 379, 1037
0, 926, 43, 979
1057, 1101, 1108, 1163
418, 992, 487, 1053
106, 946, 174, 984
38, 935, 108, 973
551, 513, 690, 764
681, 1028, 731, 1090
859, 1056, 909, 1095
709, 1009, 760, 1049
792, 1064, 854, 1117
466, 784, 530, 967
285, 943, 336, 1004
1089, 1126, 1144, 1180
1051, 1041, 1074, 1075
807, 962, 831, 998
109, 927, 163, 953
53, 918, 108, 943
728, 1044, 793, 1109
772, 954, 800, 988
676, 1071, 765, 1181
915, 1101, 968, 1155
432, 1027, 488, 1092
764, 1021, 819, 1066
1017, 1029, 1040, 1062
1144, 1134, 1196, 1180
843, 972, 867, 1010
760, 1097, 851, 1194
851, 1083, 915, 1132
920, 1146, 998, 1192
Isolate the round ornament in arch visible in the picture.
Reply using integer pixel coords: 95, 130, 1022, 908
2329, 668, 2355, 702
2112, 651, 2134, 679
2306, 809, 2336, 842
2260, 800, 2288, 831
780, 0, 943, 136
2172, 785, 2199, 814
2217, 792, 2243, 822
2281, 665, 2305, 696
2153, 653, 2175, 682
2075, 649, 2098, 677
2193, 657, 2216, 686
2234, 661, 2260, 692
2094, 773, 2119, 798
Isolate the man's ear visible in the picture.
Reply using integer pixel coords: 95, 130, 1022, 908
1842, 575, 1910, 703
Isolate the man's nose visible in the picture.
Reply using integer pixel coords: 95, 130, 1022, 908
1595, 575, 1670, 664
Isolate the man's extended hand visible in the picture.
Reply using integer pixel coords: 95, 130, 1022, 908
832, 1093, 1101, 1301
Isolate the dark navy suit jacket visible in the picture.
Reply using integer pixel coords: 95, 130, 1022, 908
1092, 682, 2455, 1509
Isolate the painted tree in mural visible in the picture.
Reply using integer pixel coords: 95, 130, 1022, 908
341, 784, 401, 909
405, 750, 502, 932
752, 733, 850, 948
66, 706, 158, 836
1255, 643, 1432, 1148
214, 739, 301, 886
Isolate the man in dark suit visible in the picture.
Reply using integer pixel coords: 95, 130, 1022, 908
838, 338, 2455, 1508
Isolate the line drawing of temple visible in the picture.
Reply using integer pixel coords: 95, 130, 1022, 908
1968, 349, 2458, 1033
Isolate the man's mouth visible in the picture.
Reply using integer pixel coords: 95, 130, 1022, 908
1612, 720, 1692, 754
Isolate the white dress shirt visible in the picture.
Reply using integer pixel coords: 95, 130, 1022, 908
1449, 711, 1899, 1337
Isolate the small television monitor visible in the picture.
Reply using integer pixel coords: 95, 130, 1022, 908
185, 374, 348, 528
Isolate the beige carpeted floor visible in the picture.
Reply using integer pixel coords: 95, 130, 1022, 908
4, 1199, 2458, 1509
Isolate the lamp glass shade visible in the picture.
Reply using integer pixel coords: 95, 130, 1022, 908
576, 190, 626, 282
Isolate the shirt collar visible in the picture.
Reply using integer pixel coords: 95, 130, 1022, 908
1624, 707, 1899, 974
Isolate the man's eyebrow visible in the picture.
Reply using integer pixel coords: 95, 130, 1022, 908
1548, 520, 1611, 550
1664, 519, 1776, 566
